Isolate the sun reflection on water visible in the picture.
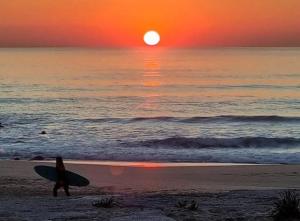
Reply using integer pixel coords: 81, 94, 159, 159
136, 50, 164, 112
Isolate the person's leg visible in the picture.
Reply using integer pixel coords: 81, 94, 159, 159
53, 183, 59, 197
64, 184, 70, 196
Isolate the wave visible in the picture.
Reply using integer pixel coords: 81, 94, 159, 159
136, 136, 300, 149
78, 115, 300, 124
0, 97, 74, 104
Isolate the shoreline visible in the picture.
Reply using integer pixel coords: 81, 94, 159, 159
31, 159, 264, 167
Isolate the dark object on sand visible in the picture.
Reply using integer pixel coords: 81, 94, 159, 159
40, 131, 47, 134
188, 200, 199, 211
14, 157, 20, 160
271, 190, 300, 221
176, 200, 188, 208
30, 156, 45, 161
34, 165, 89, 187
176, 200, 198, 211
93, 197, 115, 208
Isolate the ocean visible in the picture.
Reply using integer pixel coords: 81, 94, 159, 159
0, 47, 299, 163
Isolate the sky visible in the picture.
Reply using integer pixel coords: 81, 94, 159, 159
0, 0, 300, 47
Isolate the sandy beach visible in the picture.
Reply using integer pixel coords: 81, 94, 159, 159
1, 160, 300, 220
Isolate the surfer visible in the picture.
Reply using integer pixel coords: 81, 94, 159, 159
53, 157, 70, 197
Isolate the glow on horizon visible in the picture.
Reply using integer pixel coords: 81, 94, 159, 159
0, 0, 300, 47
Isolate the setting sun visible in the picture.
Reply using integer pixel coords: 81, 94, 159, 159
144, 31, 160, 46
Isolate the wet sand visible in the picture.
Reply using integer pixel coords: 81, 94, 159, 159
1, 160, 300, 220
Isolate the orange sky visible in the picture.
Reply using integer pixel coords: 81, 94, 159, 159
0, 0, 300, 47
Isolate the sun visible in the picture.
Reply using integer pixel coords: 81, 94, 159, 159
144, 31, 160, 46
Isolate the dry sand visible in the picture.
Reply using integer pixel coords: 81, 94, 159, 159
1, 160, 300, 220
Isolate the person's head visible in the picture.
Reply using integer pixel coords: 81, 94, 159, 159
56, 156, 64, 167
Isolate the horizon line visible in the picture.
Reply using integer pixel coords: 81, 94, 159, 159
1, 45, 300, 50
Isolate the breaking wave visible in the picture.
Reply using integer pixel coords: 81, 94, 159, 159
136, 136, 300, 149
78, 115, 300, 124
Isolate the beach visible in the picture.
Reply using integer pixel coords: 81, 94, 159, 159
1, 160, 300, 220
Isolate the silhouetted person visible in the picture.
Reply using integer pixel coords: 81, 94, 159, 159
53, 157, 70, 197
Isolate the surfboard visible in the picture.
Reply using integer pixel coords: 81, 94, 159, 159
34, 165, 90, 187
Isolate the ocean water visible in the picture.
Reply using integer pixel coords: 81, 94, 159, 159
0, 48, 299, 163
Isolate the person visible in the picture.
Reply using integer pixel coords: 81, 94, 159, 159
53, 156, 70, 197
